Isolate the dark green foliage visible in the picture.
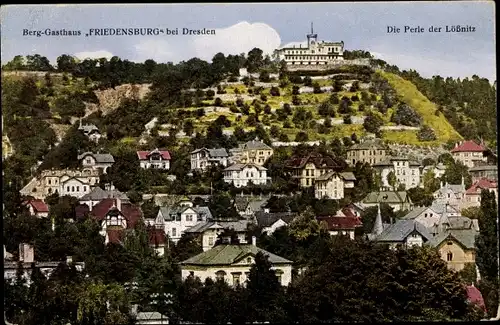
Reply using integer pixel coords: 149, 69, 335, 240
363, 111, 384, 134
417, 125, 438, 141
391, 103, 423, 127
171, 234, 203, 263
270, 86, 280, 96
295, 131, 308, 142
407, 186, 434, 207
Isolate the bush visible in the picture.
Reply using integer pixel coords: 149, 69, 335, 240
264, 104, 272, 114
278, 133, 289, 142
329, 94, 340, 104
363, 112, 384, 133
349, 81, 360, 92
234, 88, 240, 95
283, 103, 292, 114
292, 95, 301, 106
236, 98, 244, 107
259, 71, 271, 82
313, 84, 322, 94
283, 120, 292, 128
304, 76, 313, 87
295, 131, 309, 142
270, 125, 280, 138
417, 125, 437, 141
227, 75, 238, 82
206, 89, 215, 100
217, 86, 226, 94
229, 105, 240, 113
318, 101, 336, 117
241, 104, 250, 115
358, 103, 365, 111
270, 87, 280, 97
214, 97, 223, 106
351, 95, 359, 102
343, 114, 352, 124
289, 74, 303, 84
292, 85, 300, 95
260, 94, 268, 102
391, 103, 423, 127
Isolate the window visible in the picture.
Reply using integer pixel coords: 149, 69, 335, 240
447, 252, 453, 261
86, 158, 92, 164
67, 186, 70, 192
172, 228, 177, 237
76, 186, 79, 192
275, 269, 284, 285
83, 186, 87, 192
216, 270, 226, 282
189, 271, 194, 277
208, 237, 214, 246
48, 179, 51, 185
447, 241, 453, 245
186, 215, 193, 222
247, 257, 252, 264
232, 273, 241, 286
71, 186, 75, 192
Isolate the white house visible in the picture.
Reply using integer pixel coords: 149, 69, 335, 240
372, 219, 433, 249
78, 121, 102, 143
223, 163, 270, 187
137, 148, 171, 170
255, 211, 298, 235
184, 220, 251, 251
179, 243, 293, 287
464, 178, 498, 209
314, 171, 356, 199
151, 198, 212, 243
78, 152, 115, 174
23, 199, 49, 218
274, 23, 344, 66
450, 140, 487, 169
190, 148, 229, 171
401, 202, 461, 234
373, 157, 421, 190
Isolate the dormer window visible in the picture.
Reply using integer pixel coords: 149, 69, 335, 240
247, 257, 252, 264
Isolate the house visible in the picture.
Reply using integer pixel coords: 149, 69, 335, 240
346, 139, 389, 166
147, 226, 167, 257
401, 202, 461, 233
464, 178, 498, 209
275, 24, 344, 66
469, 163, 498, 183
184, 219, 251, 251
20, 168, 101, 200
362, 191, 413, 212
223, 163, 270, 187
179, 242, 293, 286
191, 148, 229, 171
87, 198, 143, 245
77, 152, 115, 174
152, 199, 212, 243
229, 140, 274, 165
285, 152, 348, 187
78, 120, 102, 143
234, 195, 269, 219
316, 207, 363, 240
450, 140, 487, 168
137, 148, 171, 170
429, 228, 479, 272
371, 219, 433, 249
421, 162, 446, 181
255, 211, 298, 235
314, 171, 356, 199
23, 199, 49, 218
4, 243, 84, 284
78, 185, 129, 211
373, 156, 421, 190
432, 180, 466, 210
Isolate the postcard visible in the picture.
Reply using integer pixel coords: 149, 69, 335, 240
2, 2, 498, 324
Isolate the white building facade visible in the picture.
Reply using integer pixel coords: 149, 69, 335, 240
374, 157, 421, 190
223, 163, 270, 187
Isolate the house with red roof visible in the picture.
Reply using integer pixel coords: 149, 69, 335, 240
316, 206, 363, 240
23, 199, 49, 218
464, 178, 498, 209
85, 198, 143, 245
137, 148, 171, 170
450, 140, 487, 168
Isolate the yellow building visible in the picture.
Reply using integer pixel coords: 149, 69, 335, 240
285, 152, 348, 187
230, 140, 274, 166
429, 229, 478, 272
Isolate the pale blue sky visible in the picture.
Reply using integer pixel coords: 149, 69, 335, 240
0, 2, 496, 81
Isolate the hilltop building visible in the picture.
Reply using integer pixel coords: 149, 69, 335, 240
450, 140, 487, 168
275, 23, 344, 66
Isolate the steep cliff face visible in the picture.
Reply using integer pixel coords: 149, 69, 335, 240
93, 83, 152, 115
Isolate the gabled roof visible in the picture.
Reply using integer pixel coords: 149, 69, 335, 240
317, 215, 362, 231
148, 227, 167, 246
184, 220, 251, 234
285, 152, 347, 170
79, 187, 129, 201
255, 211, 298, 228
77, 152, 115, 164
90, 198, 142, 229
75, 203, 90, 219
373, 156, 421, 167
363, 191, 410, 204
137, 148, 171, 160
24, 199, 49, 213
315, 171, 356, 182
402, 203, 459, 220
180, 244, 292, 266
469, 164, 498, 172
375, 220, 432, 242
191, 147, 229, 157
224, 162, 267, 172
450, 140, 486, 153
429, 229, 478, 250
158, 205, 212, 221
241, 140, 272, 151
466, 178, 497, 195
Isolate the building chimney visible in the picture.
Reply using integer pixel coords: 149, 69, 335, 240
19, 243, 34, 263
252, 236, 257, 246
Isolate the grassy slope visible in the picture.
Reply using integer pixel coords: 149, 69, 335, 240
378, 70, 463, 145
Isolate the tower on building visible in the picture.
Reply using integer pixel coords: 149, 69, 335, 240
307, 22, 318, 48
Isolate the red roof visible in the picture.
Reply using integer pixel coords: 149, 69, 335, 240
137, 149, 171, 160
316, 215, 363, 231
75, 203, 90, 219
25, 199, 49, 213
89, 198, 142, 229
466, 178, 498, 195
148, 227, 167, 246
106, 229, 125, 244
451, 140, 486, 153
466, 285, 487, 312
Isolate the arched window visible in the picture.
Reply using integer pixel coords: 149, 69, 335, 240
447, 252, 453, 261
215, 270, 226, 282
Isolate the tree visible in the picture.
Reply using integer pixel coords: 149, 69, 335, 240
418, 125, 437, 141
288, 207, 321, 241
246, 252, 287, 323
407, 187, 434, 207
475, 189, 499, 317
3, 55, 26, 70
391, 103, 423, 127
387, 171, 397, 190
246, 48, 264, 73
57, 54, 77, 72
423, 170, 441, 193
295, 131, 308, 142
363, 112, 384, 134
